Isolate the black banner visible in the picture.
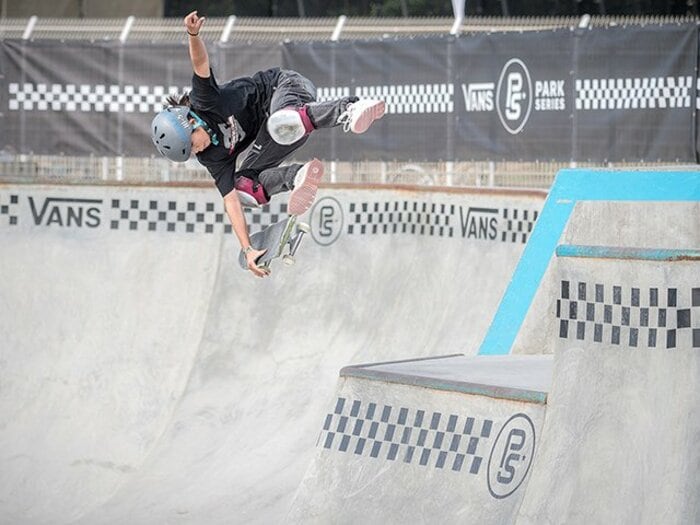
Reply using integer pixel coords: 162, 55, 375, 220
1, 24, 698, 162
573, 24, 697, 162
0, 40, 281, 156
453, 30, 575, 161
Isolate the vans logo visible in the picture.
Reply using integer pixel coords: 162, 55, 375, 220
461, 82, 495, 112
29, 197, 102, 228
460, 207, 498, 240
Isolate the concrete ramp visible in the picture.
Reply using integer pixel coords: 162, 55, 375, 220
290, 345, 700, 524
0, 183, 541, 523
289, 355, 551, 524
518, 346, 700, 525
290, 169, 699, 523
0, 185, 222, 524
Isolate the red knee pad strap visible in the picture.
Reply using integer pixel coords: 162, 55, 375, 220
298, 105, 315, 134
234, 176, 270, 206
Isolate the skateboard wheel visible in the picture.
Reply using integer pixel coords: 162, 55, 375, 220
297, 222, 311, 234
282, 255, 295, 266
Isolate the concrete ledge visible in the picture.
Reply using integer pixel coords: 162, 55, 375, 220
341, 354, 552, 404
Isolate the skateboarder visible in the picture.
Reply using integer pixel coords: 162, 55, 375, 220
150, 10, 385, 277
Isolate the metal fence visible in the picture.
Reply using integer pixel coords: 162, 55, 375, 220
2, 15, 697, 42
1, 154, 692, 190
1, 15, 698, 189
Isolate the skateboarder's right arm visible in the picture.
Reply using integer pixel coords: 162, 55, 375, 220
223, 191, 269, 278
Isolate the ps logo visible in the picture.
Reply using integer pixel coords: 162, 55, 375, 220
309, 197, 343, 246
496, 58, 532, 135
487, 413, 536, 499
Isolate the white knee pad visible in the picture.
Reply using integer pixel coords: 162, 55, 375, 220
267, 108, 306, 145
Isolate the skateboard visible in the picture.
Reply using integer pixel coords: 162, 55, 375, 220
238, 215, 310, 272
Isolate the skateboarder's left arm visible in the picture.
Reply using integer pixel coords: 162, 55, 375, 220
223, 190, 269, 277
184, 11, 209, 78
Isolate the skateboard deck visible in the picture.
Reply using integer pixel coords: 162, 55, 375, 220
238, 215, 309, 271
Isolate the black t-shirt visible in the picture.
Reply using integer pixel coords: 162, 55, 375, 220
191, 67, 281, 196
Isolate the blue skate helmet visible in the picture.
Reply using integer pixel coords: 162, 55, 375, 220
151, 106, 218, 162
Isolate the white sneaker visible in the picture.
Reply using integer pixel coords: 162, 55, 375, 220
288, 158, 324, 216
337, 99, 386, 134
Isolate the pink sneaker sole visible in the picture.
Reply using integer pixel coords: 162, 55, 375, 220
352, 100, 386, 134
288, 159, 324, 216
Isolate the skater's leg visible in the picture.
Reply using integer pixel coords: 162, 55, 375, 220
256, 164, 303, 196
235, 119, 308, 204
267, 70, 386, 143
238, 120, 324, 214
253, 158, 324, 215
266, 71, 317, 145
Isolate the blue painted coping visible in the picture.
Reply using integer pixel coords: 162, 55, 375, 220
556, 244, 700, 261
478, 169, 700, 356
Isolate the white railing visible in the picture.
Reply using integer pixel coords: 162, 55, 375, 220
2, 15, 697, 42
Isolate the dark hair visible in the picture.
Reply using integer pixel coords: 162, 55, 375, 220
165, 91, 191, 107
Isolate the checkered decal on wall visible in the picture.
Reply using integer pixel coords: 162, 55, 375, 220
108, 198, 287, 235
348, 201, 455, 237
319, 397, 493, 474
8, 83, 187, 113
0, 194, 19, 226
502, 208, 538, 244
575, 76, 693, 110
347, 201, 539, 243
557, 281, 700, 349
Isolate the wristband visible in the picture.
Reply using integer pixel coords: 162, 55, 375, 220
243, 246, 253, 256
187, 31, 199, 36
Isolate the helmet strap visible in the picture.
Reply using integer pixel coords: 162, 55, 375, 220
188, 110, 220, 146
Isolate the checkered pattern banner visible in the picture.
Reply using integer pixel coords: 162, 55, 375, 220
2, 25, 697, 160
575, 76, 693, 111
352, 84, 454, 114
9, 82, 454, 116
319, 397, 494, 474
556, 280, 700, 349
8, 83, 187, 113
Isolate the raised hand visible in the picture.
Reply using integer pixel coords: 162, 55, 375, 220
184, 10, 205, 36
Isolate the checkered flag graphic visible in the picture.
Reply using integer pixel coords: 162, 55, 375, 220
0, 194, 19, 226
557, 281, 700, 349
8, 83, 188, 113
348, 201, 455, 237
355, 84, 453, 114
501, 208, 539, 244
317, 84, 453, 114
9, 82, 453, 115
316, 86, 352, 102
108, 198, 287, 234
575, 76, 693, 111
319, 397, 493, 474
